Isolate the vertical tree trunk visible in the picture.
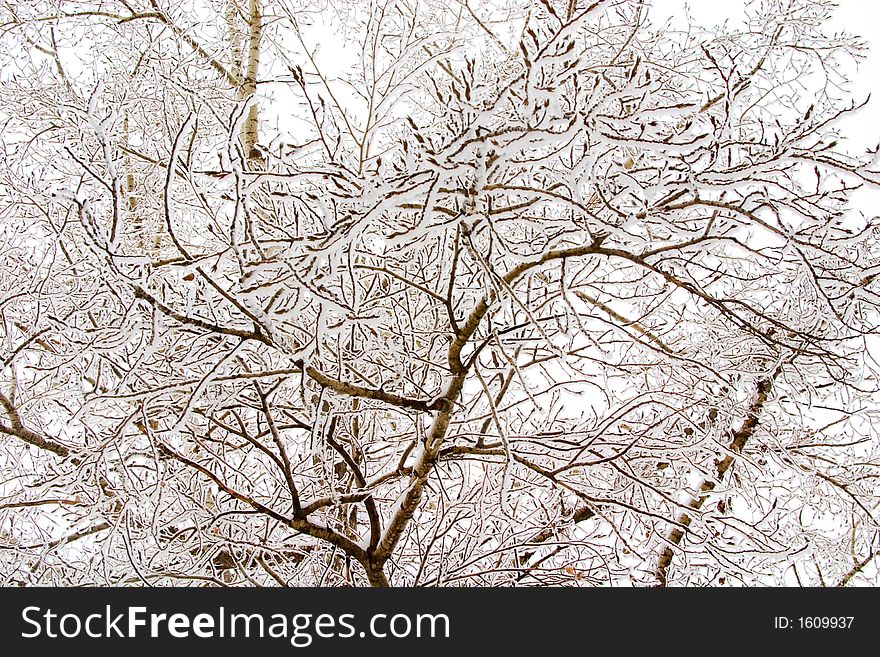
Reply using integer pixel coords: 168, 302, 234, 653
123, 114, 139, 246
123, 114, 162, 256
226, 0, 262, 165
240, 0, 262, 165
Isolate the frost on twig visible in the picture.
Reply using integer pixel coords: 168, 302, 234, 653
0, 0, 878, 587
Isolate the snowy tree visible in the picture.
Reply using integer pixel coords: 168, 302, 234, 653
0, 0, 878, 587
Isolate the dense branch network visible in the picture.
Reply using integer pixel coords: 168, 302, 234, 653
0, 0, 878, 587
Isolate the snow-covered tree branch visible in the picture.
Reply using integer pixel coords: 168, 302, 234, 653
1, 0, 878, 586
